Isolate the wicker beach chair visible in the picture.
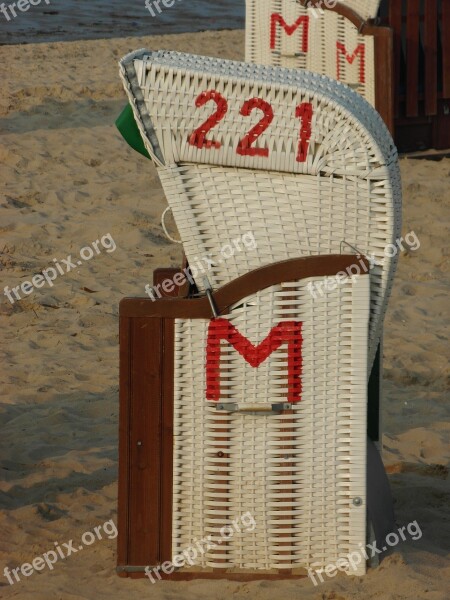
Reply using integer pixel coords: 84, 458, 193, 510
117, 49, 400, 578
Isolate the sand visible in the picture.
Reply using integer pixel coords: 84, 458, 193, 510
0, 30, 449, 600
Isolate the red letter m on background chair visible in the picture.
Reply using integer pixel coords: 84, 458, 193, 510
270, 14, 309, 54
336, 41, 366, 84
206, 319, 303, 403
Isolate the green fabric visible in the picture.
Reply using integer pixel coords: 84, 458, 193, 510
115, 103, 151, 159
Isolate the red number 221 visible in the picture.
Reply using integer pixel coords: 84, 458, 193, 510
188, 90, 313, 163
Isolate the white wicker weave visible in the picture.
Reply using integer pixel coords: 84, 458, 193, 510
119, 50, 401, 369
245, 0, 380, 106
173, 270, 369, 575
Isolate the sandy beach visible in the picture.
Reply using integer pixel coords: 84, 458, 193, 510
0, 30, 449, 599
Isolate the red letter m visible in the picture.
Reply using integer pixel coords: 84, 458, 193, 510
336, 41, 365, 84
270, 14, 309, 54
206, 319, 303, 403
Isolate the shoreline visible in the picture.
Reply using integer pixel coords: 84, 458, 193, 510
0, 26, 245, 48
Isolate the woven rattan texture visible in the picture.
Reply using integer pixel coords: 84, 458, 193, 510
159, 163, 400, 368
173, 273, 369, 574
119, 50, 396, 171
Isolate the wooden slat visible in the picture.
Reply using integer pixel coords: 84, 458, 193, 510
406, 0, 420, 117
373, 27, 395, 134
128, 318, 163, 567
389, 0, 403, 118
433, 99, 450, 149
120, 256, 369, 320
117, 316, 131, 576
424, 0, 438, 115
118, 313, 175, 576
159, 318, 174, 563
116, 569, 308, 580
442, 0, 450, 97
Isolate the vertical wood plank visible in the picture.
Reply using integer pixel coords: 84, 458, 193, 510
128, 317, 163, 567
442, 0, 450, 97
117, 314, 131, 575
374, 28, 395, 134
159, 318, 174, 563
389, 0, 403, 117
406, 0, 420, 117
424, 0, 438, 115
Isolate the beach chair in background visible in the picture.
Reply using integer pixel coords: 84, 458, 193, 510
245, 0, 393, 132
116, 50, 400, 578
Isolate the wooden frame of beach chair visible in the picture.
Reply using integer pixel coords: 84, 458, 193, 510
245, 0, 394, 133
117, 255, 371, 578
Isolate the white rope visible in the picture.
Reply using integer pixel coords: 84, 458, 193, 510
161, 206, 182, 244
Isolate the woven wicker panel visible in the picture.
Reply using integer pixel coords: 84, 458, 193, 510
119, 49, 396, 175
159, 163, 401, 368
245, 1, 376, 106
173, 271, 369, 575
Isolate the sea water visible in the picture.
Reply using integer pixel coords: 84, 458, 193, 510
0, 0, 244, 45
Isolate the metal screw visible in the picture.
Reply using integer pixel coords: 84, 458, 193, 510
353, 497, 363, 506
137, 441, 142, 447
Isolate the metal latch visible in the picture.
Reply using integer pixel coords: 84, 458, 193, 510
215, 402, 293, 413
